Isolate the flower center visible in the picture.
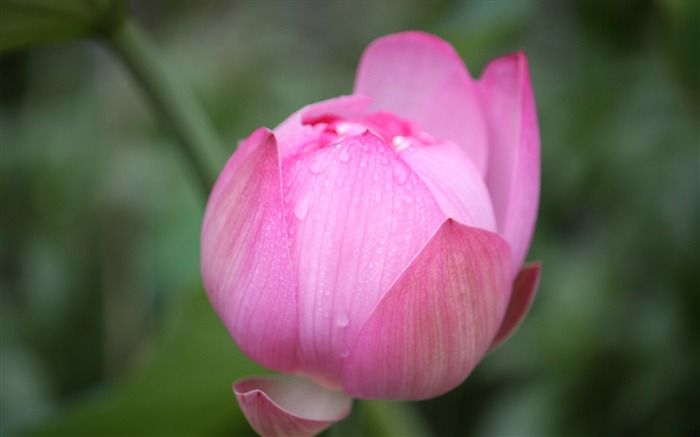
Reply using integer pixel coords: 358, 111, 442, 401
303, 111, 436, 153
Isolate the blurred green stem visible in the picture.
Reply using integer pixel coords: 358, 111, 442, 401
361, 401, 433, 436
106, 16, 225, 196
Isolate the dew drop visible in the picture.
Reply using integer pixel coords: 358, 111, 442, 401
339, 148, 350, 162
384, 182, 393, 192
340, 349, 350, 358
360, 160, 367, 168
293, 194, 310, 220
392, 135, 406, 149
393, 164, 408, 184
309, 158, 323, 174
337, 312, 349, 327
323, 179, 331, 188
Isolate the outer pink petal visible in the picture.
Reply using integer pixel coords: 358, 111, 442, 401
282, 132, 445, 387
342, 219, 512, 400
235, 375, 352, 437
201, 128, 298, 373
274, 95, 371, 159
354, 31, 488, 173
479, 52, 541, 273
489, 262, 541, 350
400, 139, 496, 232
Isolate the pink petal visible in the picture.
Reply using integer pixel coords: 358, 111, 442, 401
400, 139, 496, 232
489, 262, 541, 350
479, 52, 541, 272
201, 128, 298, 373
342, 219, 512, 400
282, 132, 445, 387
235, 375, 352, 437
274, 95, 371, 159
354, 31, 488, 173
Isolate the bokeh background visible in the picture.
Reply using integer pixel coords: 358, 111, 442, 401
1, 0, 698, 436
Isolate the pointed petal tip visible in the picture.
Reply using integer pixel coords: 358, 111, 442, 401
201, 125, 300, 374
481, 50, 530, 78
234, 375, 352, 437
479, 47, 540, 272
342, 219, 512, 401
489, 262, 541, 351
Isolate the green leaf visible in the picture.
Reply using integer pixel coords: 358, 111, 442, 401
0, 0, 127, 54
30, 288, 263, 436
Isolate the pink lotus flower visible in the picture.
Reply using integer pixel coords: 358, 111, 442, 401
201, 31, 541, 436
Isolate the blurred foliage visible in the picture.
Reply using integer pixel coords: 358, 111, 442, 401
1, 0, 698, 436
0, 0, 127, 54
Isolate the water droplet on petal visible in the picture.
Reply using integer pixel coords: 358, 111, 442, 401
339, 148, 350, 162
294, 194, 310, 220
309, 157, 323, 174
393, 164, 408, 184
337, 312, 349, 327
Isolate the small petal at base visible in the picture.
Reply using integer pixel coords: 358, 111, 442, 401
234, 375, 352, 437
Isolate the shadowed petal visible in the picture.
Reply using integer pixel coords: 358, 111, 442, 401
201, 128, 298, 373
235, 375, 352, 437
354, 31, 488, 173
342, 219, 512, 400
489, 262, 541, 350
479, 52, 540, 272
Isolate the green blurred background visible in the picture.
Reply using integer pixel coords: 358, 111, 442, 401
1, 0, 698, 435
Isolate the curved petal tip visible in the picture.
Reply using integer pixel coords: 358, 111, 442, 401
235, 375, 352, 437
354, 31, 488, 172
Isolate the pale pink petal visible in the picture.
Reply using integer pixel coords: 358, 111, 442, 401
282, 132, 445, 387
400, 139, 496, 232
342, 219, 512, 400
235, 375, 352, 437
354, 31, 488, 173
489, 262, 541, 350
274, 95, 371, 159
201, 128, 298, 373
479, 52, 540, 272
